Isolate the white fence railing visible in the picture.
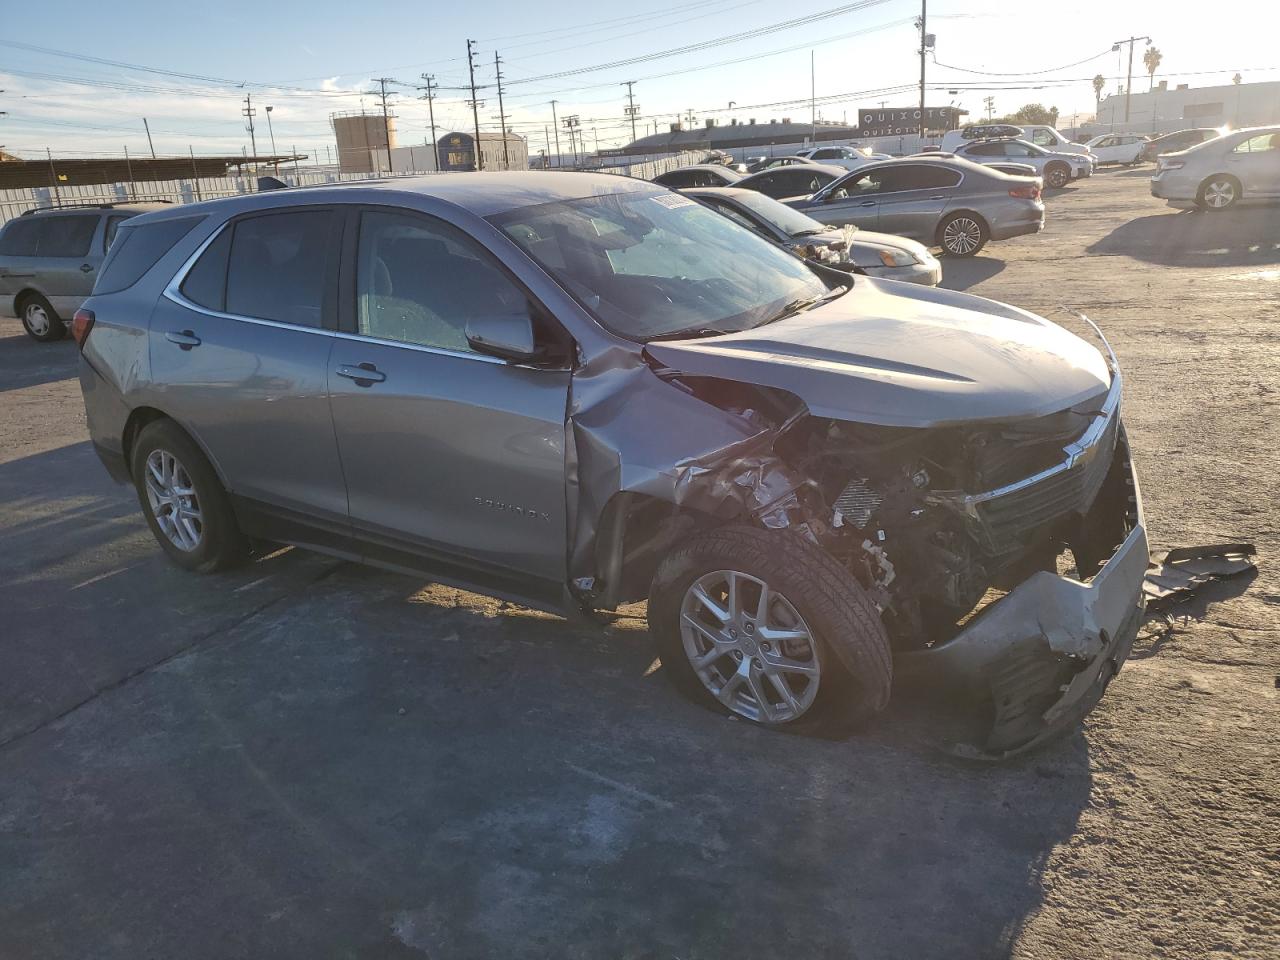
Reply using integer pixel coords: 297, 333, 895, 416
0, 150, 712, 226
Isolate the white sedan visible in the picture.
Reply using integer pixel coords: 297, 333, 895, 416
1085, 134, 1149, 165
794, 145, 891, 171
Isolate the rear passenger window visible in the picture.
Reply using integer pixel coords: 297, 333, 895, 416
225, 210, 332, 327
38, 215, 98, 257
96, 216, 202, 295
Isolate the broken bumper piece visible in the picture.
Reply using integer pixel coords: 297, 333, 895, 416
899, 446, 1148, 758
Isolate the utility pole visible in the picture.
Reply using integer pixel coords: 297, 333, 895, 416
418, 74, 440, 171
143, 117, 156, 158
466, 39, 484, 171
372, 78, 395, 173
810, 50, 817, 142
917, 0, 930, 139
984, 95, 995, 120
264, 105, 278, 173
550, 100, 561, 167
1112, 36, 1151, 124
563, 115, 580, 165
242, 94, 258, 163
493, 51, 511, 170
623, 80, 639, 144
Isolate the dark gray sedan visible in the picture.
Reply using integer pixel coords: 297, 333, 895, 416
785, 157, 1044, 257
732, 163, 845, 201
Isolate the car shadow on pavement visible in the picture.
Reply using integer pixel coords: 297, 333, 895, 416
0, 329, 78, 393
1088, 207, 1280, 266
941, 256, 1006, 291
1, 443, 1096, 960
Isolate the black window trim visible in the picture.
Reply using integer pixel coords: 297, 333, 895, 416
164, 206, 343, 336
333, 204, 574, 369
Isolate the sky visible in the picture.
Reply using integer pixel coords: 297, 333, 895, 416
1, 0, 1276, 161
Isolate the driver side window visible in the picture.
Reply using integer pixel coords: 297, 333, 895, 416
355, 210, 526, 353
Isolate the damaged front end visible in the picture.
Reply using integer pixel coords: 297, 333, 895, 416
569, 313, 1146, 756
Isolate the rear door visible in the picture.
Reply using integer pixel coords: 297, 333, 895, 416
327, 207, 571, 582
873, 164, 962, 239
1226, 133, 1280, 196
26, 213, 100, 314
152, 206, 351, 537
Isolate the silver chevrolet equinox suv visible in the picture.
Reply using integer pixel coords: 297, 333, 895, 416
76, 173, 1149, 754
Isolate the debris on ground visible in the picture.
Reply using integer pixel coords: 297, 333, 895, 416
1143, 543, 1257, 610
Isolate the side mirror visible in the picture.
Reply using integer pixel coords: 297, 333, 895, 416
465, 312, 544, 364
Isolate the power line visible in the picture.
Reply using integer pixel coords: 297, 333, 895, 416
503, 0, 893, 86
931, 48, 1113, 76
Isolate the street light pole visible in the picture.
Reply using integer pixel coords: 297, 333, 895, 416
918, 0, 928, 139
264, 105, 278, 173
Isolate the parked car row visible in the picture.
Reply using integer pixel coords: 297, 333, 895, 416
659, 153, 1043, 259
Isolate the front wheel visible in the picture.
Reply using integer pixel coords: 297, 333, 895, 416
938, 213, 988, 257
19, 294, 66, 342
1045, 162, 1070, 188
1198, 175, 1240, 210
649, 526, 892, 736
131, 419, 248, 572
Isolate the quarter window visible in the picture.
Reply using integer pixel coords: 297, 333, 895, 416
225, 211, 332, 327
0, 218, 42, 256
355, 210, 527, 353
1233, 133, 1280, 153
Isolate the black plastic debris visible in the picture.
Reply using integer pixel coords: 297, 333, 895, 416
1143, 543, 1257, 610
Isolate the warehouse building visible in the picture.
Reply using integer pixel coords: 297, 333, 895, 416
436, 131, 528, 172
1092, 79, 1280, 136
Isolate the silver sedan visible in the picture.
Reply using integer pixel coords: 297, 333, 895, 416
1150, 126, 1280, 210
784, 157, 1045, 257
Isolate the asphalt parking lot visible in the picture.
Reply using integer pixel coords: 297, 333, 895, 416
2, 169, 1277, 960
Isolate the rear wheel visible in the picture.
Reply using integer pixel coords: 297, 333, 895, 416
131, 419, 248, 572
1198, 175, 1240, 210
19, 294, 65, 342
938, 213, 988, 257
649, 526, 892, 736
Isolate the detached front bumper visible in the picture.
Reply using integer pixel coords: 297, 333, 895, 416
899, 440, 1147, 756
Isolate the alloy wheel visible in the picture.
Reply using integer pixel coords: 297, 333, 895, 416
23, 302, 51, 338
1203, 179, 1237, 209
144, 449, 203, 551
679, 569, 820, 723
942, 217, 982, 256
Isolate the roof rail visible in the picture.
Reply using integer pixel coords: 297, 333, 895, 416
20, 199, 174, 216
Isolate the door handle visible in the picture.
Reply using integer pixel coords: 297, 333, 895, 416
336, 362, 386, 386
165, 330, 201, 350
859, 200, 877, 207
928, 195, 946, 200
80, 263, 94, 273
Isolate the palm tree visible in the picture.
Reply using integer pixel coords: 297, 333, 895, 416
1143, 46, 1163, 91
1092, 74, 1106, 120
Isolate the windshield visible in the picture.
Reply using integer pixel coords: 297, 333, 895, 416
726, 190, 831, 238
491, 190, 830, 342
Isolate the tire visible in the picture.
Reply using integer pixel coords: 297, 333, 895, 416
130, 419, 248, 572
649, 526, 892, 736
937, 213, 988, 258
1045, 162, 1070, 189
18, 293, 66, 342
1198, 175, 1240, 210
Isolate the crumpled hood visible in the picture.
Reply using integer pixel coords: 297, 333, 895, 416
806, 229, 933, 266
643, 278, 1112, 428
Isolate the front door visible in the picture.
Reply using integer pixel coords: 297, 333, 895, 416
810, 169, 884, 229
327, 208, 570, 582
151, 207, 351, 533
872, 164, 961, 240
